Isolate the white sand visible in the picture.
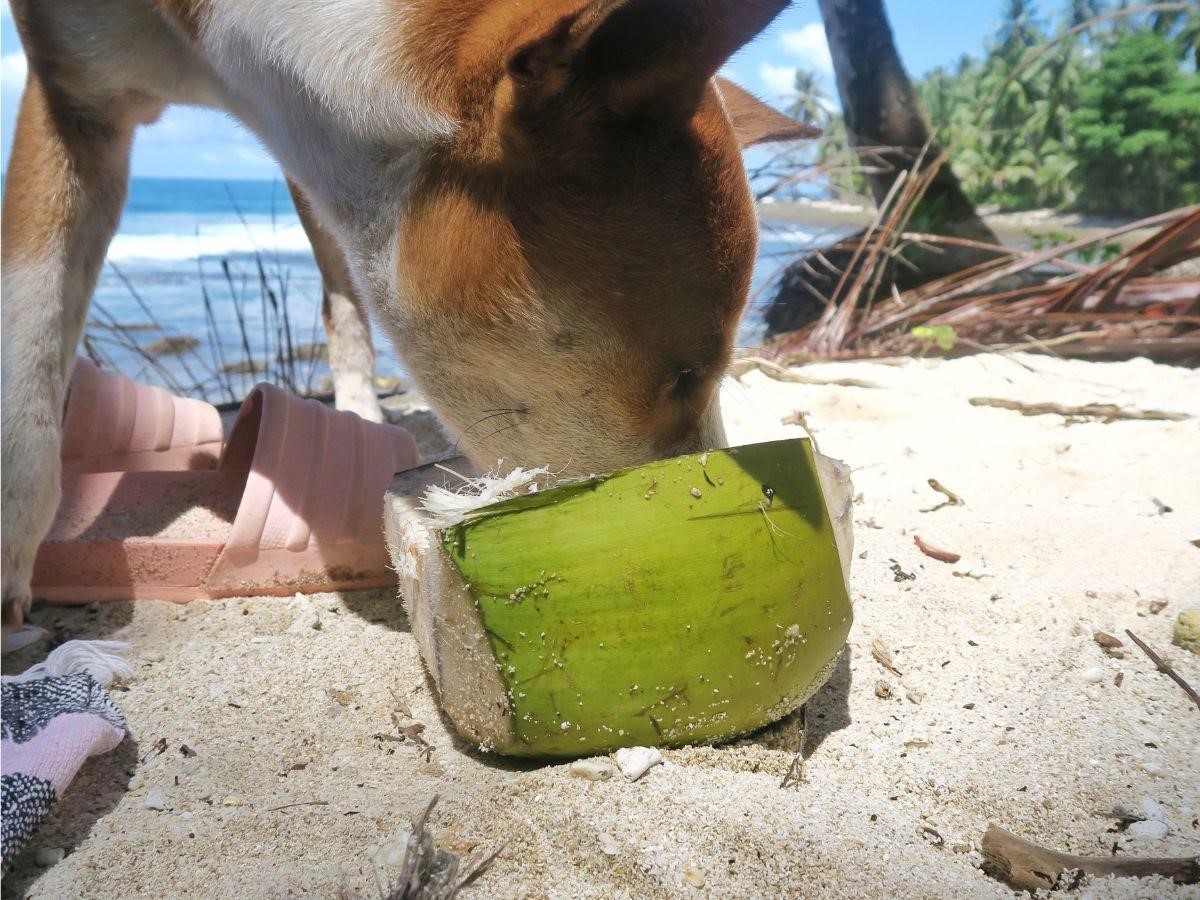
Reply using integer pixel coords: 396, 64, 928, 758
4, 353, 1199, 898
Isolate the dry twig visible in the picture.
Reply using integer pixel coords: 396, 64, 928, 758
730, 355, 880, 388
968, 398, 1189, 423
921, 478, 964, 512
381, 797, 502, 900
981, 824, 1199, 891
871, 638, 902, 676
914, 535, 962, 564
266, 800, 330, 812
1125, 629, 1200, 712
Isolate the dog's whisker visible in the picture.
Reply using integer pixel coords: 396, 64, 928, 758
476, 420, 525, 445
461, 408, 528, 434
452, 407, 530, 454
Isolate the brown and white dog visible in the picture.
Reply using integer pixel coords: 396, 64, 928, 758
0, 0, 814, 623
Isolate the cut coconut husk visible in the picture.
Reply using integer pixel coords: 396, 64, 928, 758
385, 439, 854, 758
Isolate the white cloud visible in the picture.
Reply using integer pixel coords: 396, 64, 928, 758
2, 50, 27, 89
759, 62, 798, 98
780, 24, 833, 75
0, 48, 278, 179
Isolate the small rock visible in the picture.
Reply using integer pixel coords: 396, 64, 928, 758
900, 674, 926, 704
221, 795, 246, 807
1173, 606, 1200, 655
143, 787, 168, 810
280, 756, 311, 775
614, 746, 662, 782
1141, 798, 1166, 822
373, 833, 411, 867
1080, 666, 1106, 684
1137, 598, 1169, 617
1093, 631, 1124, 657
1142, 760, 1165, 777
1128, 820, 1170, 840
598, 832, 620, 856
569, 757, 615, 781
682, 867, 706, 888
34, 847, 64, 866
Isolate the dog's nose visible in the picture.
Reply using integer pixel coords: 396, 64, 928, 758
663, 400, 729, 460
696, 400, 729, 451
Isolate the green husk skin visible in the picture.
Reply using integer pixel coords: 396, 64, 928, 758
441, 438, 852, 758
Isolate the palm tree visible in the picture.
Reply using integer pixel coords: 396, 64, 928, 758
1069, 0, 1107, 29
1152, 8, 1200, 70
787, 69, 829, 127
815, 0, 1000, 251
996, 0, 1046, 62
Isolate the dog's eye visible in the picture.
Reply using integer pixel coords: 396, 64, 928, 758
669, 367, 699, 397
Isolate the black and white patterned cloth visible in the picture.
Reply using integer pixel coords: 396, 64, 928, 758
1, 672, 127, 868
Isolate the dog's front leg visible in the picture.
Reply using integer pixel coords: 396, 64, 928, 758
288, 180, 384, 423
1, 75, 135, 624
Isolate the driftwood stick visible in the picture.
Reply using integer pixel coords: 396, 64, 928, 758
981, 825, 1200, 891
730, 356, 881, 389
968, 398, 1189, 423
1125, 629, 1200, 712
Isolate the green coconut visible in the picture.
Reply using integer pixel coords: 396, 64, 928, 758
385, 438, 854, 758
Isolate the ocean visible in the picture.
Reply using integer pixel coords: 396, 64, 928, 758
85, 177, 827, 403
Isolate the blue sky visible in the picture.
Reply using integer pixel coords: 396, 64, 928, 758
1, 1, 1018, 181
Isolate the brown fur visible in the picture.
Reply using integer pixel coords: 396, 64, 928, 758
1, 0, 814, 622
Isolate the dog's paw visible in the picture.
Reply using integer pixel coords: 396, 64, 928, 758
2, 548, 36, 629
1, 588, 32, 628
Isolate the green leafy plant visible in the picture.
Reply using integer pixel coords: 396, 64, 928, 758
911, 324, 958, 354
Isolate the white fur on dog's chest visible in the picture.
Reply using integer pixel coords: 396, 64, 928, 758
194, 0, 455, 230
200, 0, 454, 140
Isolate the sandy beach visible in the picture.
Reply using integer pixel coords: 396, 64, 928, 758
756, 198, 1171, 248
4, 352, 1199, 898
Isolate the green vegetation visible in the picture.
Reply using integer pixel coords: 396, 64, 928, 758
791, 3, 1199, 217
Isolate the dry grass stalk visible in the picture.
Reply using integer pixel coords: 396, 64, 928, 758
766, 155, 1200, 364
380, 797, 501, 900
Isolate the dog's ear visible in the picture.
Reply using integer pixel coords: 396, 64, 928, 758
506, 0, 794, 118
715, 78, 822, 148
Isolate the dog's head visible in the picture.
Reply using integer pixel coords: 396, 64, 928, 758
391, 0, 815, 474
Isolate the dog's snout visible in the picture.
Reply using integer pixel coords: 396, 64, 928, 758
656, 397, 729, 461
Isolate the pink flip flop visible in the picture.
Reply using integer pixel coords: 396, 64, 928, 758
33, 383, 419, 602
62, 358, 224, 474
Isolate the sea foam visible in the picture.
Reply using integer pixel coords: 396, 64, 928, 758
106, 221, 313, 263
